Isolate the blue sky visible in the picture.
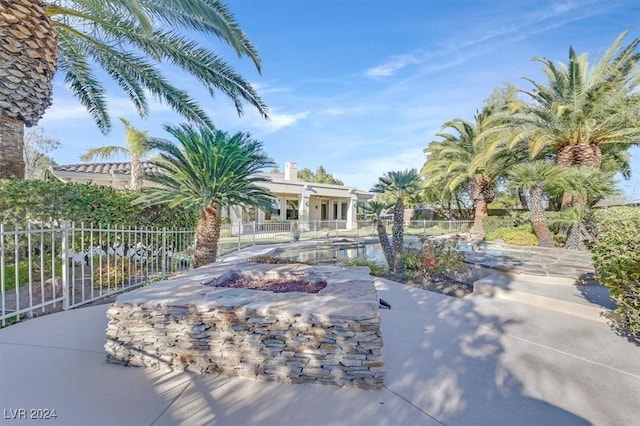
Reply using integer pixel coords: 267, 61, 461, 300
39, 0, 640, 201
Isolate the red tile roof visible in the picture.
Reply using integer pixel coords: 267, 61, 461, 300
52, 162, 159, 175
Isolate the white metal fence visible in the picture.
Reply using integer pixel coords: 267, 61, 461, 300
216, 219, 473, 254
1, 219, 471, 327
0, 223, 194, 327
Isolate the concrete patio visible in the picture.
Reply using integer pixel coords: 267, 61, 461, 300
1, 243, 639, 425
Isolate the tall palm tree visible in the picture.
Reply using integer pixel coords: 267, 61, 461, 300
81, 118, 150, 191
0, 0, 268, 179
371, 169, 421, 273
422, 113, 517, 237
135, 123, 275, 267
507, 161, 559, 247
363, 200, 394, 270
485, 31, 640, 206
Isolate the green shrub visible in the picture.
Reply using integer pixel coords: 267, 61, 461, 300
483, 217, 513, 234
591, 207, 640, 336
483, 212, 530, 234
341, 257, 387, 276
0, 179, 197, 229
485, 227, 511, 241
501, 230, 539, 246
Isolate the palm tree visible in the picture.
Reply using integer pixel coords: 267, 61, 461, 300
81, 118, 150, 191
485, 31, 640, 206
135, 123, 275, 267
551, 166, 615, 250
422, 114, 517, 238
507, 161, 559, 247
371, 169, 421, 273
0, 0, 268, 179
363, 200, 394, 270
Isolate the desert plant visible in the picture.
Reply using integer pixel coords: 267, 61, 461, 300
93, 257, 138, 287
371, 169, 422, 272
136, 124, 275, 268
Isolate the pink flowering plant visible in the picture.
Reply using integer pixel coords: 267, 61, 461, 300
402, 239, 465, 281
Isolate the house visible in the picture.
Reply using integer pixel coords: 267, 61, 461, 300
49, 161, 374, 231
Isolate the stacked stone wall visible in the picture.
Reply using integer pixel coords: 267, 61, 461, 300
105, 263, 385, 389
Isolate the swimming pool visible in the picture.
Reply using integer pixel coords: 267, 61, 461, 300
273, 242, 383, 264
272, 241, 507, 265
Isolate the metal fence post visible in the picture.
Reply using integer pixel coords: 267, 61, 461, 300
253, 221, 257, 246
61, 222, 70, 310
161, 227, 167, 279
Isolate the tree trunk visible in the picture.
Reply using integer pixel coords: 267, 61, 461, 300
192, 204, 221, 268
376, 221, 394, 270
391, 199, 404, 273
556, 144, 574, 209
573, 142, 601, 168
130, 156, 142, 191
565, 222, 582, 251
0, 116, 25, 179
0, 0, 58, 181
557, 142, 602, 208
528, 186, 554, 247
468, 176, 493, 237
469, 198, 488, 237
517, 188, 528, 210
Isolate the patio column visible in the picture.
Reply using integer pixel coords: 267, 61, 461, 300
346, 190, 358, 230
299, 185, 312, 231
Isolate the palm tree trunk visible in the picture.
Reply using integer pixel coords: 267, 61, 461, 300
376, 221, 394, 270
528, 186, 554, 247
517, 188, 528, 210
0, 116, 25, 179
556, 144, 574, 209
391, 199, 404, 273
469, 199, 488, 236
193, 204, 221, 268
565, 222, 582, 250
573, 142, 601, 168
130, 156, 142, 191
468, 176, 493, 237
557, 142, 602, 208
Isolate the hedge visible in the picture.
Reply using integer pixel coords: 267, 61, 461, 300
591, 207, 640, 337
0, 179, 197, 229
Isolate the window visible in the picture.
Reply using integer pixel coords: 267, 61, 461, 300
241, 207, 257, 222
265, 199, 281, 221
286, 199, 299, 220
341, 202, 348, 220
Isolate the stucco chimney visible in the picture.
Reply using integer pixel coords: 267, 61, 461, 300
284, 162, 298, 181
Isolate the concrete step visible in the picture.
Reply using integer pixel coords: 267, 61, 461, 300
473, 272, 616, 323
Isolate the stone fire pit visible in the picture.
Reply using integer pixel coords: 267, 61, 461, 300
105, 262, 385, 389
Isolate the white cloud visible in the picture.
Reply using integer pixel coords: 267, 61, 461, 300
260, 110, 310, 133
365, 53, 421, 78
